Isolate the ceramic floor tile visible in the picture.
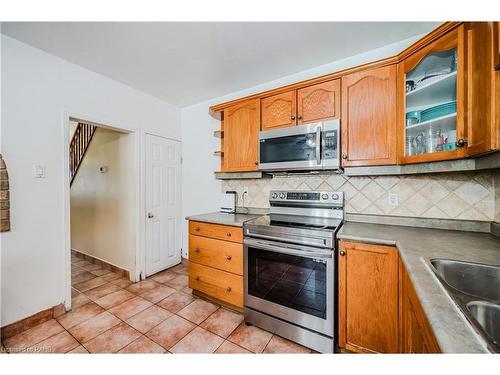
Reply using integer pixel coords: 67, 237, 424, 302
109, 296, 152, 320
118, 336, 166, 354
170, 326, 224, 354
182, 286, 193, 295
94, 289, 136, 310
200, 308, 244, 338
81, 263, 103, 272
73, 277, 108, 292
263, 335, 312, 353
68, 311, 121, 343
215, 340, 252, 354
139, 284, 176, 303
4, 320, 64, 350
165, 274, 188, 290
72, 267, 87, 276
227, 323, 273, 353
102, 272, 122, 282
151, 270, 178, 284
111, 278, 133, 288
125, 305, 172, 334
68, 345, 89, 353
72, 293, 92, 309
169, 263, 187, 274
146, 315, 196, 350
71, 271, 96, 285
157, 291, 194, 313
90, 268, 112, 277
71, 288, 81, 297
73, 260, 91, 267
84, 283, 122, 301
126, 279, 161, 295
29, 331, 80, 353
83, 322, 141, 353
57, 302, 104, 329
177, 299, 219, 325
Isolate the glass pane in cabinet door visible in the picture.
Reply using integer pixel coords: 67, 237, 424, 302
404, 48, 458, 157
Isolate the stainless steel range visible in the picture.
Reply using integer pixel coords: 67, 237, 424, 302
243, 190, 343, 353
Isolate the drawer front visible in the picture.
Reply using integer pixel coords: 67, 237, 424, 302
189, 262, 243, 308
189, 235, 243, 275
189, 221, 243, 243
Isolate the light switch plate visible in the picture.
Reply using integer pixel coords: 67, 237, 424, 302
34, 165, 46, 178
388, 192, 399, 206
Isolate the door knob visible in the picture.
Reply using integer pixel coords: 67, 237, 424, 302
226, 287, 232, 292
147, 212, 154, 218
195, 248, 200, 253
195, 226, 200, 231
226, 232, 232, 237
339, 250, 346, 256
195, 276, 200, 281
254, 160, 259, 165
456, 138, 468, 148
297, 115, 302, 120
342, 153, 347, 159
226, 255, 232, 260
291, 115, 296, 120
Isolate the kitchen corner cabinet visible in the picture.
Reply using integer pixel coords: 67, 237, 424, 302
341, 65, 398, 167
398, 23, 494, 164
221, 99, 260, 172
338, 241, 399, 353
260, 80, 340, 131
400, 260, 441, 353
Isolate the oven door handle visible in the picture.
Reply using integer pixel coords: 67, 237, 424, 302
316, 126, 321, 165
244, 231, 328, 248
244, 238, 332, 259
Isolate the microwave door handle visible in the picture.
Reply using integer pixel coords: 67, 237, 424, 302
316, 126, 321, 165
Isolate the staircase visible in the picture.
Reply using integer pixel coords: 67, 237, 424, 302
70, 122, 97, 185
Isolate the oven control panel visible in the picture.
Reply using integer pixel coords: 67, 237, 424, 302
270, 190, 343, 205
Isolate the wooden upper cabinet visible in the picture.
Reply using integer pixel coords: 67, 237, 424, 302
261, 91, 296, 130
493, 22, 500, 71
297, 80, 341, 124
338, 241, 399, 353
222, 99, 260, 172
341, 65, 398, 167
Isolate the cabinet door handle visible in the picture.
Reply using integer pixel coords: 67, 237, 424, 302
194, 248, 200, 253
297, 115, 302, 120
226, 255, 232, 260
195, 226, 200, 231
226, 232, 232, 237
195, 276, 200, 281
226, 287, 232, 292
456, 138, 468, 148
342, 153, 347, 160
291, 115, 296, 120
254, 160, 259, 165
339, 250, 346, 256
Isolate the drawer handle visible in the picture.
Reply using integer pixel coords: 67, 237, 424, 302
195, 276, 200, 281
226, 232, 231, 237
339, 250, 346, 256
226, 287, 231, 292
194, 248, 200, 253
195, 227, 200, 231
225, 255, 232, 260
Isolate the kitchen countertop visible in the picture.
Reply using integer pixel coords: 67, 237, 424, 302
337, 221, 500, 353
185, 212, 262, 227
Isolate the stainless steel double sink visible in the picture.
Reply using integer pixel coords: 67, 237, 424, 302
429, 259, 500, 352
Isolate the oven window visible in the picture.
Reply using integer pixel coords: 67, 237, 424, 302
260, 132, 318, 164
247, 247, 327, 319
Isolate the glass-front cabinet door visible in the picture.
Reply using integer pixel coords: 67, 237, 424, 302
399, 26, 465, 163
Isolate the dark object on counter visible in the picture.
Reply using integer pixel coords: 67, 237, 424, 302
0, 154, 10, 232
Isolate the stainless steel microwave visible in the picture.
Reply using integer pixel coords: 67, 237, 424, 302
259, 119, 340, 171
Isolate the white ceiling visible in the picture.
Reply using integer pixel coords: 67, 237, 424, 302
2, 22, 441, 107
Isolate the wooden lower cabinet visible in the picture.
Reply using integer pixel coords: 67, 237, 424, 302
338, 240, 440, 354
187, 221, 244, 310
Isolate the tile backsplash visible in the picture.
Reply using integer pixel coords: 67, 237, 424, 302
222, 170, 498, 222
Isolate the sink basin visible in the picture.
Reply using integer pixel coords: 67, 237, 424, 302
467, 301, 500, 347
430, 259, 500, 302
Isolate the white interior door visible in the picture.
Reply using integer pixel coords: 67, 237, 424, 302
145, 134, 181, 276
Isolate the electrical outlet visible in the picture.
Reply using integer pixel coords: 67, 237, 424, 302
33, 165, 46, 178
388, 192, 399, 207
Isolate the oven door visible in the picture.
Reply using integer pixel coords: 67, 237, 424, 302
244, 237, 334, 337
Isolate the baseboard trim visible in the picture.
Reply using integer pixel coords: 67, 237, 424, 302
1, 303, 65, 340
72, 249, 129, 279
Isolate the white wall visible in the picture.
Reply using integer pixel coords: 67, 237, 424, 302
71, 128, 135, 272
180, 34, 425, 256
0, 34, 181, 326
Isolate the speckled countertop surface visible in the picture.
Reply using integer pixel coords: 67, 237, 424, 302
185, 212, 261, 227
338, 222, 500, 353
